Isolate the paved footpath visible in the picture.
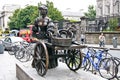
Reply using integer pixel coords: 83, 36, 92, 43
0, 51, 107, 80
0, 52, 18, 80
86, 44, 120, 48
85, 44, 120, 50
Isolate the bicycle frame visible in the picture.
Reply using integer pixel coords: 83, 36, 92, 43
82, 48, 104, 71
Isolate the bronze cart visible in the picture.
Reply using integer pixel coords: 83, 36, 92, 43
33, 39, 87, 76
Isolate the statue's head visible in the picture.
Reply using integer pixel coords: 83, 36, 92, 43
38, 5, 48, 17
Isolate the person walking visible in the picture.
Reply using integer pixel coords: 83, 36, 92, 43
99, 33, 105, 47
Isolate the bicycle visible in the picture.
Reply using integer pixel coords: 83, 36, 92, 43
82, 47, 112, 70
82, 47, 117, 79
14, 41, 34, 62
7, 41, 22, 55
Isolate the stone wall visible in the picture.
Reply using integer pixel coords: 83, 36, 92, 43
85, 32, 120, 45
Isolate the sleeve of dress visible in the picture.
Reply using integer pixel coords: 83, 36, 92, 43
47, 18, 55, 29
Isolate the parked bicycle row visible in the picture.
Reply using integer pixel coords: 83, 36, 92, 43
81, 47, 120, 80
7, 41, 34, 62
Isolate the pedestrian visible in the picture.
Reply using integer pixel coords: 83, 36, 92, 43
99, 33, 105, 47
80, 34, 85, 44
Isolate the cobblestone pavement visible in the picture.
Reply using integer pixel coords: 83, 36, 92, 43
0, 51, 107, 80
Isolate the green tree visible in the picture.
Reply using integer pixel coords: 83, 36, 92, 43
108, 18, 118, 31
8, 6, 38, 30
42, 1, 64, 21
84, 5, 96, 20
8, 1, 63, 29
8, 9, 21, 29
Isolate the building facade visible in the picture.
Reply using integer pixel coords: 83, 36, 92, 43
94, 0, 120, 31
96, 0, 120, 18
0, 4, 20, 31
62, 11, 83, 21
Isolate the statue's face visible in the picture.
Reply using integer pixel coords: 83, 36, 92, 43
40, 9, 47, 16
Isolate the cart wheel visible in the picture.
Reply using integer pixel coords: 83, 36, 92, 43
65, 49, 82, 71
33, 41, 49, 76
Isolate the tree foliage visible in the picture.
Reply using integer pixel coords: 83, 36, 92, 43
108, 18, 118, 31
46, 1, 64, 21
8, 6, 38, 30
8, 9, 21, 30
84, 5, 96, 20
8, 1, 63, 30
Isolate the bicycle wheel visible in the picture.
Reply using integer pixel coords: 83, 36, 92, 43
14, 47, 25, 60
65, 49, 83, 71
117, 62, 120, 79
8, 45, 18, 55
8, 48, 14, 55
25, 48, 33, 61
102, 49, 112, 58
18, 50, 31, 62
81, 53, 91, 71
98, 58, 117, 79
113, 57, 120, 79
